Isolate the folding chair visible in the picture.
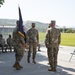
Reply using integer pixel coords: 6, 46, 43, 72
69, 49, 75, 62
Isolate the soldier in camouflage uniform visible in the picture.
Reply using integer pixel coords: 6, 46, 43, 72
6, 34, 13, 52
0, 34, 5, 53
27, 23, 39, 64
12, 21, 26, 70
45, 24, 51, 65
45, 20, 61, 72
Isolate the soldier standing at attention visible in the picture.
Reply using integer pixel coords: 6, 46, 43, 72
27, 23, 39, 64
45, 24, 51, 65
45, 20, 61, 72
12, 21, 26, 70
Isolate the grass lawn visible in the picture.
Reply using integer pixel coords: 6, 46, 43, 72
39, 32, 75, 47
61, 33, 75, 46
39, 32, 45, 43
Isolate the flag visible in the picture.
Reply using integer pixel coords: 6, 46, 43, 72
18, 6, 24, 37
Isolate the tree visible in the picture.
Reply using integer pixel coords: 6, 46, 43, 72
66, 28, 74, 33
0, 0, 4, 7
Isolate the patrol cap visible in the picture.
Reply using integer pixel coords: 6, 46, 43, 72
32, 23, 35, 25
32, 23, 35, 27
51, 20, 56, 24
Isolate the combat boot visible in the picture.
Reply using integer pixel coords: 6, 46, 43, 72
18, 63, 23, 68
13, 62, 17, 68
53, 68, 56, 72
48, 68, 56, 72
13, 62, 22, 70
32, 60, 36, 64
48, 68, 54, 71
32, 56, 36, 64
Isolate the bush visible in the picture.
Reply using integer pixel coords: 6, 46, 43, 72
66, 28, 75, 33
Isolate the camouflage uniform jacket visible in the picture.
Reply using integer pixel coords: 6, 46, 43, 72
0, 37, 5, 45
7, 37, 13, 45
13, 27, 25, 55
27, 28, 39, 43
45, 28, 61, 48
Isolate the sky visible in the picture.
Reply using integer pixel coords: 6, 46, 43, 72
0, 0, 75, 27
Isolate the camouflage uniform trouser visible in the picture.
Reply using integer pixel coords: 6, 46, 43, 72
0, 44, 4, 52
14, 46, 24, 63
48, 46, 59, 69
28, 42, 37, 60
8, 44, 12, 52
47, 48, 50, 62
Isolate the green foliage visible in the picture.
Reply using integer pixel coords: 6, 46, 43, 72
60, 28, 75, 33
0, 0, 4, 7
60, 28, 63, 32
66, 28, 75, 33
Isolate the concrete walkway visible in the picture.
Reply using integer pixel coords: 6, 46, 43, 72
0, 45, 75, 75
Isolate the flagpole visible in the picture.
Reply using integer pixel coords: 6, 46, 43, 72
18, 6, 27, 63
24, 49, 27, 63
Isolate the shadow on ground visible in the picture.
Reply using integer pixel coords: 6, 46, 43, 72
0, 47, 75, 75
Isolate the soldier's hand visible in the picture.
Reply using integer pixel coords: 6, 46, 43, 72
23, 43, 27, 48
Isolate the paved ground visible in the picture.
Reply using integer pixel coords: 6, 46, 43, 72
0, 45, 75, 75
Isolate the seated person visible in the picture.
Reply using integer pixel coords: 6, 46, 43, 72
6, 34, 13, 52
0, 34, 5, 53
